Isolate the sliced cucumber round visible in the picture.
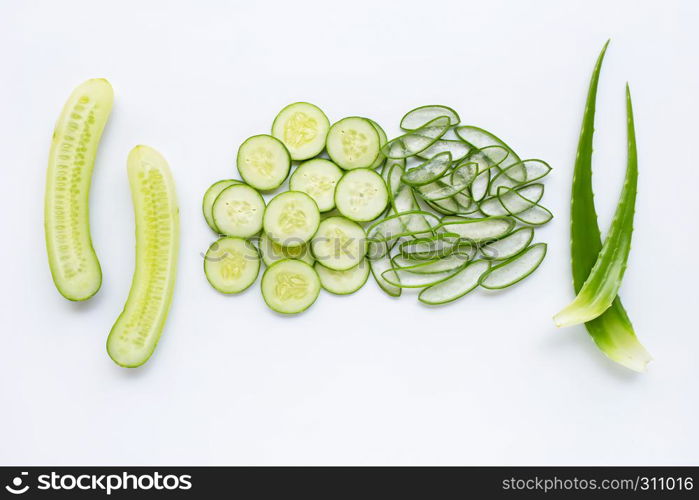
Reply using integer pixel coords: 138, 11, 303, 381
263, 191, 320, 246
261, 259, 321, 314
314, 259, 369, 295
289, 158, 343, 212
311, 216, 367, 270
212, 183, 266, 238
334, 168, 388, 222
202, 179, 239, 232
367, 119, 388, 169
271, 102, 330, 160
204, 237, 260, 293
236, 134, 290, 191
326, 117, 380, 170
258, 231, 314, 266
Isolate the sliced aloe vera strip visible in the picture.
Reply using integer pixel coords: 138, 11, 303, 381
480, 227, 534, 260
497, 187, 553, 226
415, 164, 475, 201
489, 159, 552, 196
399, 232, 461, 259
400, 105, 460, 130
480, 183, 545, 216
368, 241, 401, 297
456, 126, 522, 173
426, 197, 458, 215
382, 116, 451, 159
402, 152, 452, 186
381, 266, 457, 288
439, 216, 515, 243
419, 260, 491, 305
450, 161, 478, 187
480, 243, 546, 289
367, 210, 440, 242
392, 252, 470, 274
417, 139, 472, 161
467, 146, 509, 201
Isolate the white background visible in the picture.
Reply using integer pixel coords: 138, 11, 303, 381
1, 0, 697, 465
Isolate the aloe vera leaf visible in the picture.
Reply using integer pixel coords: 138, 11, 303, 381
561, 40, 651, 372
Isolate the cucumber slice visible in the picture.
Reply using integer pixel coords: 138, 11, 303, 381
368, 241, 401, 297
402, 152, 452, 186
480, 227, 534, 260
315, 259, 370, 295
480, 243, 547, 289
289, 158, 343, 212
204, 237, 260, 293
236, 134, 291, 191
212, 183, 266, 238
480, 184, 544, 217
271, 102, 330, 160
261, 259, 321, 314
263, 191, 320, 246
258, 231, 314, 266
45, 78, 113, 301
202, 179, 239, 232
382, 116, 450, 159
107, 146, 179, 368
367, 119, 388, 169
400, 105, 460, 130
311, 216, 367, 270
417, 139, 471, 161
439, 216, 515, 243
326, 117, 381, 170
334, 168, 388, 222
419, 260, 490, 305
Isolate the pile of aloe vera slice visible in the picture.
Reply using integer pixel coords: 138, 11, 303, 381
368, 105, 553, 304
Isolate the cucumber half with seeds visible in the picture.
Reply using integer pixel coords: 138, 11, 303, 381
261, 259, 321, 314
204, 237, 260, 293
334, 168, 388, 222
326, 117, 381, 170
45, 78, 114, 301
237, 135, 291, 191
107, 146, 179, 368
212, 183, 266, 238
202, 179, 239, 233
272, 102, 330, 160
315, 259, 370, 295
311, 216, 367, 270
263, 191, 320, 246
289, 158, 343, 212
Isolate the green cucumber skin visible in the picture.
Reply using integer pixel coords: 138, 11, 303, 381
45, 79, 113, 301
565, 41, 650, 371
202, 180, 238, 233
261, 259, 321, 314
314, 261, 370, 295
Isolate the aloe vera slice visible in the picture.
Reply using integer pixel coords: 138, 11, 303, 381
381, 267, 457, 288
417, 139, 472, 161
400, 105, 460, 130
554, 84, 637, 327
496, 185, 552, 225
456, 126, 522, 172
479, 184, 544, 217
367, 210, 440, 242
557, 41, 650, 371
480, 227, 534, 260
392, 252, 470, 274
45, 78, 113, 301
402, 152, 452, 186
489, 159, 552, 196
439, 216, 514, 243
419, 260, 491, 305
480, 243, 546, 289
107, 146, 179, 368
382, 116, 451, 159
467, 145, 509, 201
368, 241, 401, 297
399, 233, 461, 259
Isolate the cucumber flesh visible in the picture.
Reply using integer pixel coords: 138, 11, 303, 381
107, 146, 179, 368
261, 259, 321, 314
204, 237, 260, 293
289, 158, 343, 212
315, 259, 370, 295
202, 180, 239, 232
237, 134, 291, 191
311, 216, 367, 270
334, 168, 388, 222
45, 78, 113, 301
326, 117, 381, 170
272, 102, 330, 161
212, 183, 266, 238
419, 260, 490, 305
259, 231, 314, 266
263, 191, 320, 246
480, 243, 547, 289
367, 119, 388, 169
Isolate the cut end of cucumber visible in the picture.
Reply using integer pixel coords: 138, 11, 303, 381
263, 191, 320, 246
204, 237, 260, 294
261, 259, 321, 314
212, 183, 266, 238
289, 158, 343, 212
237, 135, 291, 191
326, 117, 381, 170
334, 168, 388, 222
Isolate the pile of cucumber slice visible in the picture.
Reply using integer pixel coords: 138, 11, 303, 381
203, 102, 551, 313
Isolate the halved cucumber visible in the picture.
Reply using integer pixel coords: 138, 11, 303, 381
204, 237, 260, 293
314, 259, 370, 295
334, 168, 388, 222
236, 134, 290, 191
202, 179, 239, 232
326, 117, 380, 170
45, 78, 113, 301
289, 158, 343, 212
259, 231, 314, 266
272, 102, 330, 160
311, 216, 367, 270
261, 259, 321, 314
212, 183, 266, 238
107, 146, 179, 368
263, 191, 320, 246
